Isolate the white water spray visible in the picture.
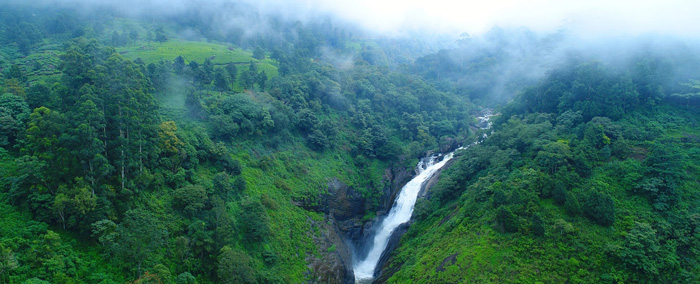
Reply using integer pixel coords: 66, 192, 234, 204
352, 109, 493, 282
353, 152, 456, 281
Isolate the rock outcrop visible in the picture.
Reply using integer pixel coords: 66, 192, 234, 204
306, 216, 355, 284
309, 161, 415, 283
374, 155, 456, 283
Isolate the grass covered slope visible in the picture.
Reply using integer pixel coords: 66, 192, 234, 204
115, 39, 279, 78
383, 61, 700, 283
0, 5, 477, 283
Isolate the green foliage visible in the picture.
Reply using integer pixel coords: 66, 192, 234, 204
176, 272, 197, 284
0, 5, 479, 284
155, 27, 167, 42
0, 93, 30, 147
217, 246, 256, 284
8, 4, 699, 284
583, 190, 616, 226
252, 47, 265, 60
106, 209, 168, 276
240, 197, 270, 243
614, 222, 678, 280
173, 185, 208, 216
496, 206, 519, 233
208, 93, 275, 139
565, 191, 582, 216
385, 57, 700, 283
531, 213, 545, 237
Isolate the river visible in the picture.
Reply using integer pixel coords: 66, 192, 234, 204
352, 109, 494, 283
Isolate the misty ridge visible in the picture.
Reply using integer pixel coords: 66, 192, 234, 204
7, 0, 700, 106
2, 0, 700, 283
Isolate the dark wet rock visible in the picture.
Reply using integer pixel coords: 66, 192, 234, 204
310, 160, 414, 284
435, 253, 459, 273
326, 177, 366, 221
306, 216, 355, 284
372, 222, 411, 282
374, 154, 458, 282
418, 158, 455, 199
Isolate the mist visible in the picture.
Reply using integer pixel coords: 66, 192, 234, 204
9, 0, 700, 105
14, 0, 700, 38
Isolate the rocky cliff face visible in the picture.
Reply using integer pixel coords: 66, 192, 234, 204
306, 216, 355, 284
373, 157, 455, 283
308, 161, 415, 283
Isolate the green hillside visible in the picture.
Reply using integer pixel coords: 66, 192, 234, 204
115, 39, 279, 78
384, 61, 700, 283
0, 5, 473, 283
1, 3, 700, 284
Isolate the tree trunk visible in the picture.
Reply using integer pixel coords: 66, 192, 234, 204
121, 150, 125, 192
139, 129, 143, 174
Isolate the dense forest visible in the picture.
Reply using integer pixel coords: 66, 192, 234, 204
1, 2, 699, 284
383, 55, 700, 283
0, 4, 474, 283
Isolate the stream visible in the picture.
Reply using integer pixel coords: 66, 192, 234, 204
352, 110, 493, 283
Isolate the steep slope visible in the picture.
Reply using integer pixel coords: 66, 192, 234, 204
379, 59, 700, 283
0, 5, 476, 283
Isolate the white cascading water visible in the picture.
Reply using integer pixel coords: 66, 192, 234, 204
352, 110, 493, 282
353, 152, 456, 282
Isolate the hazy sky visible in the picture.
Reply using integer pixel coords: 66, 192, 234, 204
19, 0, 700, 38
254, 0, 700, 37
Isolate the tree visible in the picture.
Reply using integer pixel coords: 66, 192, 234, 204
496, 206, 519, 233
0, 244, 18, 284
253, 46, 265, 60
552, 182, 567, 205
155, 27, 167, 42
297, 109, 319, 131
7, 64, 27, 83
218, 154, 241, 175
217, 246, 255, 284
71, 87, 111, 189
584, 190, 615, 226
111, 31, 121, 46
26, 83, 58, 110
239, 69, 255, 90
492, 189, 507, 208
108, 209, 167, 277
214, 67, 230, 92
553, 219, 575, 236
147, 61, 171, 91
158, 121, 184, 154
53, 178, 97, 229
239, 61, 258, 90
212, 172, 232, 196
173, 185, 208, 216
234, 176, 246, 192
532, 213, 545, 237
565, 191, 582, 216
174, 55, 186, 74
176, 272, 197, 284
615, 222, 678, 279
0, 93, 30, 147
224, 63, 237, 89
187, 219, 214, 262
129, 29, 139, 45
307, 129, 329, 150
257, 71, 268, 90
669, 79, 700, 107
535, 141, 571, 174
202, 58, 214, 84
240, 197, 270, 242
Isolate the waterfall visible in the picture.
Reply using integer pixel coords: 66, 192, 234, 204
353, 152, 456, 282
352, 109, 493, 282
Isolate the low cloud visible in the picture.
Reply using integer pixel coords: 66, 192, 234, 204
13, 0, 700, 39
